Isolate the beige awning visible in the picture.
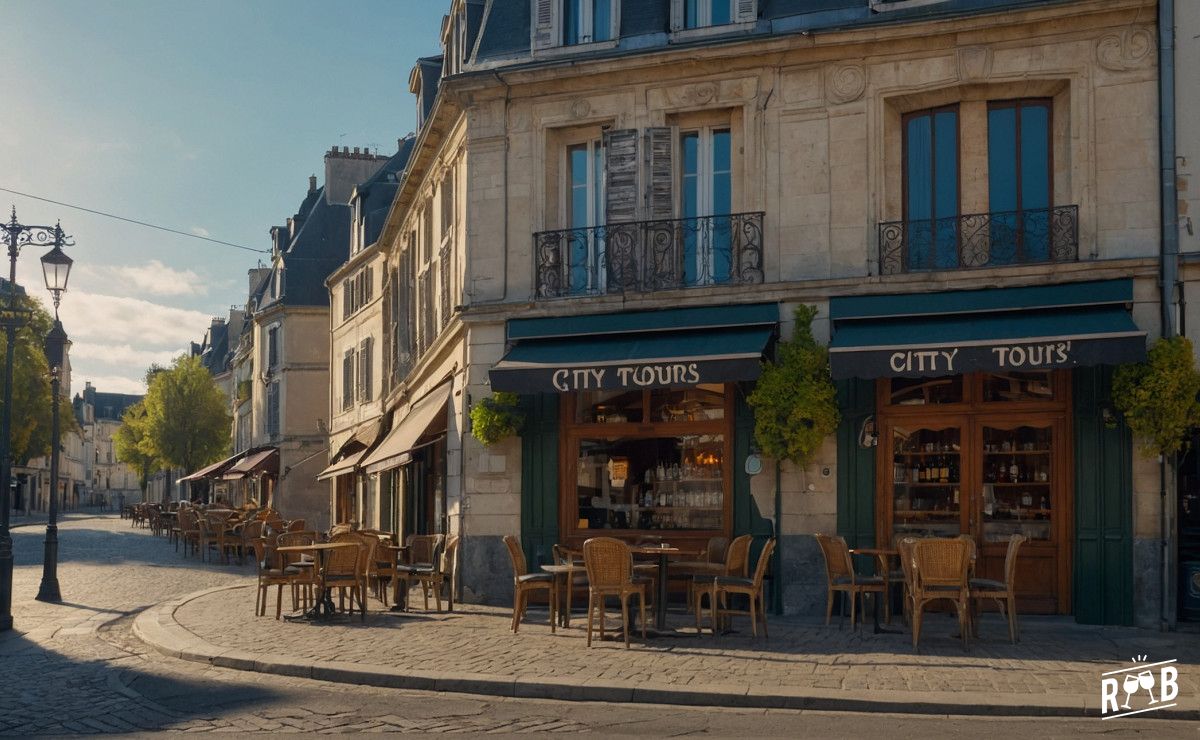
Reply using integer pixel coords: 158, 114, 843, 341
177, 452, 241, 484
221, 447, 279, 480
361, 381, 452, 475
316, 447, 368, 481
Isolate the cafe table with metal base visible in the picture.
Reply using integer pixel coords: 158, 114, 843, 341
631, 545, 699, 632
278, 542, 361, 622
540, 563, 583, 627
849, 547, 903, 635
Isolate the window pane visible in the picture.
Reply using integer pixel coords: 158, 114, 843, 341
982, 370, 1054, 402
575, 389, 644, 424
981, 424, 1053, 542
932, 110, 959, 269
711, 0, 731, 25
564, 0, 580, 44
685, 0, 700, 28
568, 145, 590, 294
889, 376, 963, 405
1020, 104, 1051, 261
593, 0, 611, 41
576, 434, 725, 532
905, 115, 932, 270
988, 106, 1018, 213
682, 132, 699, 218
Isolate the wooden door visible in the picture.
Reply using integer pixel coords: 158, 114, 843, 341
970, 414, 1070, 614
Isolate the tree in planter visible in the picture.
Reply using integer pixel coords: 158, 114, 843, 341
470, 391, 524, 446
747, 305, 840, 466
1113, 336, 1200, 458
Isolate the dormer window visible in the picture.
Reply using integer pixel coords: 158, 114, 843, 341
670, 0, 756, 34
533, 0, 620, 52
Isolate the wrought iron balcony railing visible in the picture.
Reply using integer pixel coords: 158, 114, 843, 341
878, 205, 1078, 275
534, 212, 764, 299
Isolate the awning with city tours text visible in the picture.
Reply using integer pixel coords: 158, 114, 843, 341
827, 279, 1147, 380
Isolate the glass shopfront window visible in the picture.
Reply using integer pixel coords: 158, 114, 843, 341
563, 384, 732, 541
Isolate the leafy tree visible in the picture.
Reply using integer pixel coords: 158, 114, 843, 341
0, 295, 55, 465
747, 305, 840, 467
113, 401, 161, 498
1113, 336, 1200, 457
141, 355, 231, 475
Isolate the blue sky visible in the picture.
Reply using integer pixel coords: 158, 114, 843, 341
0, 1, 444, 394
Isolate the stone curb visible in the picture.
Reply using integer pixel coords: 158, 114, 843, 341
133, 585, 1198, 722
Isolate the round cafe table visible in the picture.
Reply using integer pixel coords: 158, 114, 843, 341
278, 542, 362, 622
848, 547, 902, 634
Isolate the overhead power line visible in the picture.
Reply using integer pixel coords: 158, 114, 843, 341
0, 186, 268, 254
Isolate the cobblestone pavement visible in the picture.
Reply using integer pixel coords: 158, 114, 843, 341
1, 515, 1195, 736
174, 572, 1200, 705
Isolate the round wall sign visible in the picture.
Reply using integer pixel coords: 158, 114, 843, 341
744, 453, 763, 476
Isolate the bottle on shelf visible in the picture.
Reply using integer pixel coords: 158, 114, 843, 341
939, 457, 949, 483
1009, 458, 1020, 483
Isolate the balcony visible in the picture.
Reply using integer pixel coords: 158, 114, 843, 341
878, 205, 1078, 275
534, 212, 764, 299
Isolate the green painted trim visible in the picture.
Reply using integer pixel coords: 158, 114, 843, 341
836, 378, 876, 550
519, 394, 560, 569
1073, 366, 1134, 626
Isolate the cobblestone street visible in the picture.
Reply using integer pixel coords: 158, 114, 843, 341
0, 514, 1195, 735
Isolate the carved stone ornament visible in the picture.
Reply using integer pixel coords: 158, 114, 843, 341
825, 64, 866, 105
957, 46, 993, 82
680, 82, 718, 106
1095, 29, 1154, 72
569, 98, 591, 119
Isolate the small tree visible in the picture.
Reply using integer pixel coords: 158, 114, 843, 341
114, 401, 161, 499
1113, 336, 1200, 458
747, 305, 840, 467
142, 355, 231, 475
470, 391, 524, 446
1, 296, 55, 465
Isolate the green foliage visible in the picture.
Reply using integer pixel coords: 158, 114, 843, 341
470, 391, 524, 446
114, 401, 161, 495
236, 379, 251, 404
747, 305, 840, 467
1113, 336, 1200, 458
142, 355, 231, 473
0, 296, 55, 465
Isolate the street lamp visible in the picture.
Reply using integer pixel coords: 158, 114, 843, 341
35, 241, 71, 602
0, 208, 71, 631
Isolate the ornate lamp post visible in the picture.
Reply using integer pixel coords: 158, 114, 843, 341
0, 208, 71, 631
35, 241, 72, 603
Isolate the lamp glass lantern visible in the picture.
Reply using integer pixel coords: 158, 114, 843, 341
39, 244, 72, 306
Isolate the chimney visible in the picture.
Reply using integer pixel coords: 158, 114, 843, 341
308, 174, 317, 193
323, 145, 391, 206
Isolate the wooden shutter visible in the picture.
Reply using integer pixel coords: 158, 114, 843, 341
532, 0, 559, 50
734, 0, 757, 23
603, 128, 639, 223
342, 279, 352, 319
645, 127, 675, 220
359, 338, 372, 402
669, 0, 684, 31
364, 266, 373, 303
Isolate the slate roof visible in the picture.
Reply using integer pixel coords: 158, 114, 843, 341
259, 185, 352, 309
79, 385, 143, 422
357, 135, 416, 248
469, 0, 1069, 66
199, 321, 230, 376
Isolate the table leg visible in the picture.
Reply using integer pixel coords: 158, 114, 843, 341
656, 553, 669, 631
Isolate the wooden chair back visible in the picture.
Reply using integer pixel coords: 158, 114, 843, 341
724, 534, 753, 576
912, 538, 969, 588
897, 537, 917, 588
705, 536, 730, 565
503, 534, 529, 579
407, 534, 443, 567
240, 520, 264, 543
285, 519, 306, 532
327, 533, 364, 577
552, 544, 579, 566
1003, 534, 1026, 588
583, 537, 633, 590
276, 531, 317, 568
814, 533, 854, 581
750, 538, 777, 589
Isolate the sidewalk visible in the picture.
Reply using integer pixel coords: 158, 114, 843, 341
9, 508, 113, 528
134, 583, 1200, 720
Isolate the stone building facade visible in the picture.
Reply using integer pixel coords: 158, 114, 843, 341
337, 0, 1170, 626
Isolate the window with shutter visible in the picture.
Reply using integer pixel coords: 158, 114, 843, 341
603, 129, 638, 223
645, 127, 674, 220
360, 337, 373, 402
532, 0, 559, 50
267, 325, 280, 370
342, 279, 353, 320
342, 348, 355, 411
266, 380, 280, 437
680, 127, 733, 285
673, 0, 755, 30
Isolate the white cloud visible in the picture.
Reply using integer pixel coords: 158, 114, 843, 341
190, 226, 210, 237
56, 291, 212, 349
69, 342, 180, 370
71, 374, 146, 396
73, 260, 208, 297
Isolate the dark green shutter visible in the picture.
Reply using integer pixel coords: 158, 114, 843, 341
520, 394, 559, 569
1074, 367, 1133, 625
836, 378, 876, 548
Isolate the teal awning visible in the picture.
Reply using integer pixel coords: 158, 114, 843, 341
829, 280, 1146, 379
492, 305, 778, 393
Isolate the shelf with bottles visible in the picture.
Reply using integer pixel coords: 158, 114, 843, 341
892, 510, 960, 519
983, 450, 1050, 456
895, 481, 961, 488
891, 457, 961, 485
894, 521, 961, 538
983, 520, 1051, 542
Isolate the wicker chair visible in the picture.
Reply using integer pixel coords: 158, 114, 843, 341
285, 519, 306, 532
814, 533, 885, 629
695, 538, 777, 638
324, 533, 370, 621
204, 512, 240, 564
252, 537, 301, 619
896, 537, 918, 624
690, 533, 751, 621
395, 534, 445, 610
969, 534, 1025, 643
178, 509, 201, 557
503, 535, 557, 633
582, 537, 647, 648
911, 537, 972, 651
276, 531, 319, 611
237, 520, 265, 565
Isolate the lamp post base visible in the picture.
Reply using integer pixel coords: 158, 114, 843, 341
0, 537, 11, 630
35, 525, 60, 603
